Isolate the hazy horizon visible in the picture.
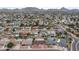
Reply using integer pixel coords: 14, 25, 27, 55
0, 0, 79, 9
0, 7, 79, 10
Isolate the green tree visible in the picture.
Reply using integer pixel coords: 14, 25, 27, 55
12, 28, 15, 32
20, 23, 24, 27
7, 42, 14, 48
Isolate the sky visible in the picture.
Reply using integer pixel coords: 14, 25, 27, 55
0, 0, 79, 9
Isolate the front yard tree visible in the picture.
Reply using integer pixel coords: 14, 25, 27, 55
7, 42, 14, 48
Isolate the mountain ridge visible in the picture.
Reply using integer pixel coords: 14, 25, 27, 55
0, 7, 79, 14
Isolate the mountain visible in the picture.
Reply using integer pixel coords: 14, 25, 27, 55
60, 7, 69, 11
0, 7, 79, 14
22, 7, 40, 11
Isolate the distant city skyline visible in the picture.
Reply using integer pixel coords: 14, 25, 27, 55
0, 0, 79, 9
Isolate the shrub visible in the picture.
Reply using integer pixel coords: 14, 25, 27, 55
7, 42, 14, 48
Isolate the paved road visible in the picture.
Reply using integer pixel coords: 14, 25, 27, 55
72, 39, 78, 51
75, 41, 79, 51
57, 24, 79, 51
